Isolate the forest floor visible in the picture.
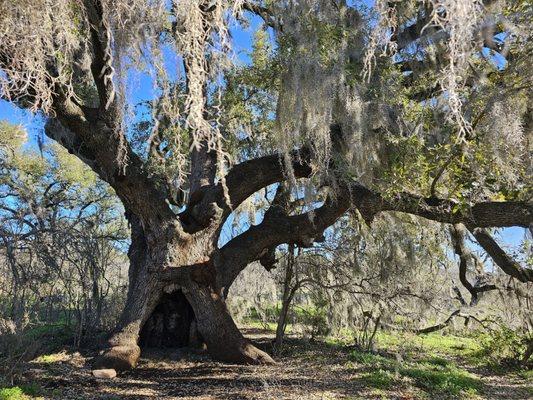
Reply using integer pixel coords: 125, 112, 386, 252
1, 327, 531, 400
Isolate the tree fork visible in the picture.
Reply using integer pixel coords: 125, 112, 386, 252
94, 210, 275, 370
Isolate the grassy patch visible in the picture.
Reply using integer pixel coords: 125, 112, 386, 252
0, 383, 43, 400
349, 351, 392, 367
33, 352, 67, 364
347, 344, 482, 397
517, 368, 533, 381
372, 331, 479, 360
0, 387, 27, 400
400, 363, 481, 396
423, 355, 451, 367
361, 369, 396, 390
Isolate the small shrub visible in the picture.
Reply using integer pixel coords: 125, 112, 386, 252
0, 387, 27, 400
475, 327, 529, 366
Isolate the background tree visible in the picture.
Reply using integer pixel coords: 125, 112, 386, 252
0, 121, 128, 335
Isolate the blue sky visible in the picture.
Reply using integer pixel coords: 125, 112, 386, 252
0, 6, 528, 256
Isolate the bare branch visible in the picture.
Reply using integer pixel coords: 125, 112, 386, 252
450, 224, 498, 305
469, 227, 533, 283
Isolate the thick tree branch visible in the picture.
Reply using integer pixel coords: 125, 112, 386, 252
240, 1, 278, 29
213, 175, 530, 290
179, 149, 312, 232
216, 148, 531, 231
45, 103, 177, 234
83, 0, 116, 111
351, 183, 532, 228
216, 185, 351, 290
469, 227, 533, 283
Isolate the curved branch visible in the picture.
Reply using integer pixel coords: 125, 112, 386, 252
45, 105, 177, 233
240, 1, 278, 29
469, 227, 533, 283
450, 224, 498, 305
214, 176, 530, 290
417, 310, 493, 334
217, 185, 351, 290
179, 149, 312, 232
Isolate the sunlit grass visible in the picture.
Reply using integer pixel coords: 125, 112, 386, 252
0, 384, 42, 400
361, 369, 396, 390
33, 353, 66, 364
373, 331, 480, 358
0, 387, 27, 400
349, 343, 483, 398
400, 363, 481, 396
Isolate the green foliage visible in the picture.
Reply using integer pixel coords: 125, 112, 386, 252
375, 332, 479, 359
400, 363, 481, 396
33, 353, 64, 364
0, 387, 27, 400
0, 383, 42, 400
50, 143, 96, 187
474, 326, 530, 366
17, 385, 40, 398
361, 369, 396, 390
25, 323, 72, 345
350, 338, 482, 396
247, 304, 279, 323
350, 351, 391, 367
0, 122, 26, 150
423, 356, 451, 367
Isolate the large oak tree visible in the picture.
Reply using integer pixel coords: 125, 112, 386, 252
0, 0, 531, 369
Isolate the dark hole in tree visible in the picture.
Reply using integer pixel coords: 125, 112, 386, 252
139, 290, 196, 348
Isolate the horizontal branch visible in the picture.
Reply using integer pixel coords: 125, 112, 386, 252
217, 185, 351, 290
351, 183, 532, 228
417, 310, 492, 334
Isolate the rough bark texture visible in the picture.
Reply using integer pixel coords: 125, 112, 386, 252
184, 282, 275, 364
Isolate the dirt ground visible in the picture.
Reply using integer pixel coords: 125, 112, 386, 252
14, 329, 533, 400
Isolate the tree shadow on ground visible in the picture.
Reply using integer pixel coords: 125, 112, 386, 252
9, 330, 532, 399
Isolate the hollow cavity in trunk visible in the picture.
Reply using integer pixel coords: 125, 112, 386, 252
139, 289, 198, 348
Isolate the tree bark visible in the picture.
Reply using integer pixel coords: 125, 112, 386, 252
275, 244, 296, 351
93, 212, 275, 370
183, 281, 275, 364
94, 214, 164, 370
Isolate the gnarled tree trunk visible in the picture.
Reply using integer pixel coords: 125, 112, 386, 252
94, 212, 274, 371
